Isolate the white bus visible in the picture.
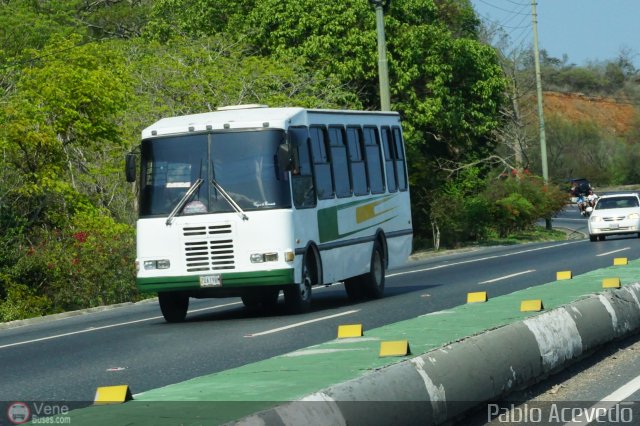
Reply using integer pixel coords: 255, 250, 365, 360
126, 105, 412, 322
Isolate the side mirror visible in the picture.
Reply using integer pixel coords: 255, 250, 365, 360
125, 153, 137, 183
277, 144, 294, 172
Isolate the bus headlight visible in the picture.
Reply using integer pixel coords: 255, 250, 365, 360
250, 252, 278, 263
144, 259, 171, 270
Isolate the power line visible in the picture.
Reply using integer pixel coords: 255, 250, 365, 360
477, 0, 530, 15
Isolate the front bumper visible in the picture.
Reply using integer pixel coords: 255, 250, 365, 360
588, 220, 640, 236
137, 268, 295, 294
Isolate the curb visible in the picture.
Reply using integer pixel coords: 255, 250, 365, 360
234, 283, 640, 425
0, 298, 157, 331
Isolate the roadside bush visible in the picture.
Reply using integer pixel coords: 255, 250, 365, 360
482, 173, 567, 237
7, 209, 139, 315
0, 278, 51, 322
489, 192, 534, 237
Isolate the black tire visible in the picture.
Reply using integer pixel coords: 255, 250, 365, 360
241, 294, 261, 309
598, 235, 606, 241
344, 276, 364, 301
260, 289, 280, 308
284, 253, 314, 313
362, 241, 385, 299
589, 235, 597, 242
158, 292, 189, 323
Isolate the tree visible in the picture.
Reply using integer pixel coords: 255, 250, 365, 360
1, 35, 130, 225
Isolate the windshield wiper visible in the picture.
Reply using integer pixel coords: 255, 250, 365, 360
165, 178, 203, 226
211, 178, 249, 221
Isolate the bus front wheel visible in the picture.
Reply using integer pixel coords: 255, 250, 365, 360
285, 256, 314, 313
158, 292, 189, 323
362, 241, 385, 299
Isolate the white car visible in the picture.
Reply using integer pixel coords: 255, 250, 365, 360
588, 193, 640, 241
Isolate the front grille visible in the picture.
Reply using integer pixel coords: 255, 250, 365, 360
184, 225, 235, 272
603, 216, 625, 221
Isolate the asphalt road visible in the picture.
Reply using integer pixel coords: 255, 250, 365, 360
2, 206, 639, 403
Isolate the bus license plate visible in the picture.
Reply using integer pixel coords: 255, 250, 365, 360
200, 274, 221, 288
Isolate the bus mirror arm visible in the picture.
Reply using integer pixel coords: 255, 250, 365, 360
125, 153, 137, 183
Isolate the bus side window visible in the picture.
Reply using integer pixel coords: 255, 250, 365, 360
328, 126, 351, 198
392, 127, 408, 191
363, 126, 385, 194
310, 126, 334, 200
380, 126, 397, 193
346, 126, 368, 196
289, 126, 316, 209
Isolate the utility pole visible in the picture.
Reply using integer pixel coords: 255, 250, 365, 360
531, 0, 552, 230
370, 0, 391, 111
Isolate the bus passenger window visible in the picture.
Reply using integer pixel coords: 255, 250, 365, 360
381, 127, 397, 193
289, 126, 317, 209
328, 126, 351, 198
363, 126, 384, 194
310, 126, 334, 200
392, 127, 408, 191
346, 127, 368, 196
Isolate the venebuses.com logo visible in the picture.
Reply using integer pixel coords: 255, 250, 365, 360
6, 402, 30, 425
5, 401, 72, 424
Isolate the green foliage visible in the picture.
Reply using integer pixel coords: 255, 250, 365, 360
0, 280, 51, 322
426, 171, 567, 247
527, 115, 640, 186
1, 35, 130, 224
7, 209, 138, 313
482, 173, 567, 237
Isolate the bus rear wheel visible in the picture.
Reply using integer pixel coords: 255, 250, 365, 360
285, 256, 314, 313
158, 292, 189, 323
362, 241, 385, 299
344, 277, 364, 301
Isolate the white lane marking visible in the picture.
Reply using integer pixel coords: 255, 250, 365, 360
596, 247, 630, 257
0, 301, 242, 350
388, 240, 585, 278
478, 269, 536, 284
245, 310, 359, 337
564, 373, 640, 425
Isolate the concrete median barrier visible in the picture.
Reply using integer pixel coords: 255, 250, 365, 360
234, 283, 640, 426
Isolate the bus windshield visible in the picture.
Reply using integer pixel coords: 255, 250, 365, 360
139, 129, 291, 218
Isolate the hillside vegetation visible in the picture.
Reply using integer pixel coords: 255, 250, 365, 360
0, 0, 637, 320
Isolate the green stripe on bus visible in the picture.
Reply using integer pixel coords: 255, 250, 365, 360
136, 269, 294, 293
317, 194, 397, 243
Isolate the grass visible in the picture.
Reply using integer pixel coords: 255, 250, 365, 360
480, 226, 568, 246
411, 225, 570, 259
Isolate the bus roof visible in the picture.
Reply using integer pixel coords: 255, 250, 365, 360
141, 105, 400, 139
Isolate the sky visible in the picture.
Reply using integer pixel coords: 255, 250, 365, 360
470, 0, 639, 68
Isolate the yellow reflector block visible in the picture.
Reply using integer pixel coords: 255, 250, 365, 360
613, 258, 628, 266
338, 324, 363, 339
556, 271, 572, 280
520, 300, 543, 312
467, 291, 488, 303
602, 277, 621, 288
94, 385, 133, 405
379, 340, 411, 357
